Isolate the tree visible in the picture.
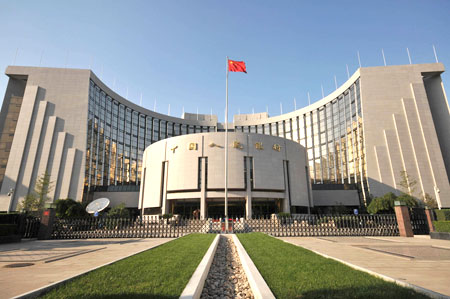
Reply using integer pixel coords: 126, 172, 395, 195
422, 193, 438, 209
398, 170, 417, 196
17, 171, 53, 215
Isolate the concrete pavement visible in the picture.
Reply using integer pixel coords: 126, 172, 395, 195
279, 236, 450, 297
0, 238, 173, 298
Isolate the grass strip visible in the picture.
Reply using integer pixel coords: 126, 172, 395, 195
237, 233, 429, 299
41, 234, 216, 299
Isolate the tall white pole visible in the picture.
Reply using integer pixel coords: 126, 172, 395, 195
168, 104, 171, 116
39, 50, 44, 67
321, 84, 325, 98
407, 47, 412, 64
381, 49, 387, 66
308, 92, 311, 106
357, 51, 361, 68
334, 75, 338, 90
294, 97, 297, 110
225, 56, 229, 231
280, 102, 283, 115
346, 64, 350, 79
433, 45, 439, 63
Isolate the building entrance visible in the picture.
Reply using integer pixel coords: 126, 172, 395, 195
207, 199, 245, 219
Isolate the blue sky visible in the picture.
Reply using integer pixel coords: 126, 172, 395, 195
0, 0, 449, 121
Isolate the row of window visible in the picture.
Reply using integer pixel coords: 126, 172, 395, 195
235, 80, 365, 185
85, 80, 215, 188
85, 78, 367, 191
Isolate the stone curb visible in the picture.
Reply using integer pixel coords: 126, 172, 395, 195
232, 234, 275, 299
180, 234, 220, 299
12, 239, 172, 299
282, 240, 450, 299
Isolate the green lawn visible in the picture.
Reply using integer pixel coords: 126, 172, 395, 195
237, 233, 429, 299
41, 234, 216, 299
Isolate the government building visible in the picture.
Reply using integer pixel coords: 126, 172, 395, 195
0, 63, 449, 218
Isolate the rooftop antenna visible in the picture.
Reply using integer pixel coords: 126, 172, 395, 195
334, 75, 338, 90
210, 108, 213, 117
307, 92, 311, 106
139, 92, 143, 106
432, 45, 439, 63
168, 104, 171, 116
321, 84, 325, 98
346, 64, 350, 79
381, 49, 387, 66
280, 102, 283, 115
406, 47, 412, 64
39, 50, 44, 67
252, 107, 255, 114
294, 97, 297, 110
65, 50, 69, 68
154, 99, 156, 112
357, 50, 362, 68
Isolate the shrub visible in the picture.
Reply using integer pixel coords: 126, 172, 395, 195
55, 198, 88, 218
277, 212, 291, 218
160, 213, 173, 220
107, 203, 130, 218
433, 221, 450, 233
0, 224, 17, 236
396, 194, 418, 208
435, 209, 450, 221
367, 192, 397, 214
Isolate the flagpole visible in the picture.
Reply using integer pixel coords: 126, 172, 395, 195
225, 56, 229, 232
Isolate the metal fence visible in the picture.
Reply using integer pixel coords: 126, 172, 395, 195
233, 214, 399, 236
50, 214, 399, 239
19, 217, 41, 238
409, 208, 429, 235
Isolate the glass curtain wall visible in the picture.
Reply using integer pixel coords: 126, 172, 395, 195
85, 80, 215, 192
250, 79, 365, 187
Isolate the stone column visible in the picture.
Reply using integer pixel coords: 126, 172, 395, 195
200, 158, 207, 220
245, 157, 252, 219
425, 208, 435, 233
37, 209, 56, 240
161, 162, 169, 215
282, 161, 290, 213
394, 201, 414, 237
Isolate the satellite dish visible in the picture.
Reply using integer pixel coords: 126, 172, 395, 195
86, 198, 110, 214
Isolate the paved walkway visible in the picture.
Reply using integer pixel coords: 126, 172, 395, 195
279, 236, 450, 297
0, 238, 173, 298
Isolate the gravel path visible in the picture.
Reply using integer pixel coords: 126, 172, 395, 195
201, 235, 254, 299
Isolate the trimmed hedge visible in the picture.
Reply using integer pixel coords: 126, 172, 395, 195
433, 221, 450, 233
0, 224, 17, 236
435, 209, 450, 221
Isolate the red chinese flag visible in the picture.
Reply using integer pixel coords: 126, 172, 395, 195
228, 59, 247, 73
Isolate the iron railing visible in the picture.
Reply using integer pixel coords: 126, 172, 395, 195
409, 208, 429, 235
50, 214, 399, 239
